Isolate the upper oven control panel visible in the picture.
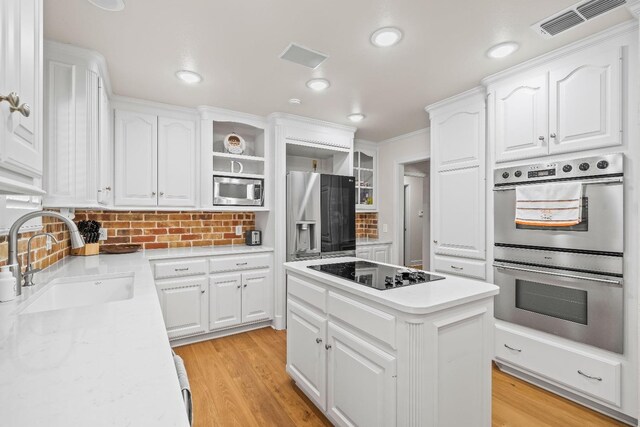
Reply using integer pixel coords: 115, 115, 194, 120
493, 153, 623, 186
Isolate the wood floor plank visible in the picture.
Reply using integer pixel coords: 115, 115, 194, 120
175, 327, 627, 427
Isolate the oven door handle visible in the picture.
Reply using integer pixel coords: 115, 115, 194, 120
493, 176, 623, 191
493, 263, 622, 285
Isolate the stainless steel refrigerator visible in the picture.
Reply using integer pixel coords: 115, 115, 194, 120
287, 172, 356, 261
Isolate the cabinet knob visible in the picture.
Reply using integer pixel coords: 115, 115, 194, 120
538, 136, 545, 141
201, 290, 205, 294
325, 344, 332, 350
243, 284, 247, 288
433, 240, 438, 244
316, 338, 323, 344
550, 133, 557, 139
151, 191, 156, 196
105, 186, 111, 191
0, 92, 30, 117
237, 285, 241, 289
160, 192, 164, 196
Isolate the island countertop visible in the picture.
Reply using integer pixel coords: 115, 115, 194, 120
284, 257, 499, 315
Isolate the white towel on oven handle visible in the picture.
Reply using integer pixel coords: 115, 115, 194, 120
515, 182, 582, 227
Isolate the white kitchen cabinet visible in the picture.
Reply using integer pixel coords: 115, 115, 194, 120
427, 88, 486, 264
355, 247, 371, 259
158, 117, 197, 207
432, 166, 485, 259
156, 277, 208, 340
43, 41, 111, 207
494, 74, 549, 162
114, 110, 158, 206
356, 243, 390, 263
548, 46, 622, 154
241, 269, 272, 323
0, 0, 44, 194
490, 42, 624, 163
209, 273, 242, 330
286, 299, 327, 411
326, 322, 397, 427
353, 142, 378, 211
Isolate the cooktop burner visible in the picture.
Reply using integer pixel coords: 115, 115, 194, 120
308, 260, 445, 290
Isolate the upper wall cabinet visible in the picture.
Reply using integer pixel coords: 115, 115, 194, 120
0, 0, 44, 195
43, 41, 112, 207
548, 46, 622, 155
431, 101, 483, 171
114, 107, 197, 208
354, 141, 378, 211
488, 41, 625, 163
494, 74, 548, 163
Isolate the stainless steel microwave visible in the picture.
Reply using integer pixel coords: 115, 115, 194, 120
213, 176, 264, 206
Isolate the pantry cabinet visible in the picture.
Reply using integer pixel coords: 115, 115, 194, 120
0, 0, 44, 194
427, 88, 486, 264
114, 108, 197, 208
156, 277, 208, 339
490, 42, 624, 163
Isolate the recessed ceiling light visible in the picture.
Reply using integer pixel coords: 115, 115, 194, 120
306, 78, 330, 91
348, 113, 365, 123
487, 42, 519, 59
289, 98, 302, 105
370, 27, 403, 47
87, 0, 125, 11
176, 70, 202, 84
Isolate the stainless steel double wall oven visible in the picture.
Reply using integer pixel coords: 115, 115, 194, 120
493, 153, 624, 353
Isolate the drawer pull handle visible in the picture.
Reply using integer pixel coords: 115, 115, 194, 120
174, 268, 189, 272
316, 338, 322, 344
578, 370, 602, 381
450, 265, 464, 271
237, 262, 248, 266
504, 344, 522, 352
325, 344, 332, 350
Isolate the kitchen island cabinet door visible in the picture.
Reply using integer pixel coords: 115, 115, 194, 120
286, 300, 327, 411
326, 322, 396, 427
209, 273, 242, 330
156, 278, 207, 340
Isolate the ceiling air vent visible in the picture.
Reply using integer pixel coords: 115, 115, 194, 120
279, 43, 328, 69
532, 0, 627, 38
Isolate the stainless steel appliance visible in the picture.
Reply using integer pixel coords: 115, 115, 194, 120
245, 230, 262, 246
308, 260, 445, 290
287, 172, 356, 261
493, 153, 624, 353
213, 176, 264, 206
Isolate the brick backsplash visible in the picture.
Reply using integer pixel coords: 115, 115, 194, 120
0, 210, 256, 274
356, 212, 378, 239
74, 210, 256, 250
0, 215, 71, 272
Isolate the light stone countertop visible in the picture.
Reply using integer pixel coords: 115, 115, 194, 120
284, 257, 499, 316
0, 244, 271, 427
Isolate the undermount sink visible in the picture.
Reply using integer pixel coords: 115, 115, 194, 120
19, 273, 135, 315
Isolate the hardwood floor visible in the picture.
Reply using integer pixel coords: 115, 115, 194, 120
174, 327, 626, 427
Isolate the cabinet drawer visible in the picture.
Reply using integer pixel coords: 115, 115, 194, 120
209, 253, 272, 273
434, 256, 486, 280
495, 324, 621, 407
288, 274, 327, 313
154, 259, 207, 279
328, 291, 396, 348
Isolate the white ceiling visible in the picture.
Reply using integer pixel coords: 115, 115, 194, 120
43, 0, 633, 141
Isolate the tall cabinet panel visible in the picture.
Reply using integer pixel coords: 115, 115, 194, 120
114, 110, 158, 206
427, 88, 486, 278
158, 117, 196, 207
0, 0, 43, 193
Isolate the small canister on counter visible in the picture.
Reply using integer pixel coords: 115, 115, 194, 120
0, 265, 18, 302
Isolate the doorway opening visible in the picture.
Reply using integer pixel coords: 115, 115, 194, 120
400, 160, 430, 269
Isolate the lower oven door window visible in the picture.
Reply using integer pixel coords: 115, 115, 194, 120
515, 279, 587, 325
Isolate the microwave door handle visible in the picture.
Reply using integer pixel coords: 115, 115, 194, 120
493, 263, 622, 286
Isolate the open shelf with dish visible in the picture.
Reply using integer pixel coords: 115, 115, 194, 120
211, 120, 266, 177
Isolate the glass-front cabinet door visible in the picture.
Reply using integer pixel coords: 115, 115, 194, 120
353, 146, 377, 211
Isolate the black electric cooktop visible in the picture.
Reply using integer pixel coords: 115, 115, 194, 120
308, 260, 445, 291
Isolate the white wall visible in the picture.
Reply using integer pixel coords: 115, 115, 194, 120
377, 128, 430, 265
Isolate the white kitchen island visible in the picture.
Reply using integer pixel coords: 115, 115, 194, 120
284, 257, 499, 427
